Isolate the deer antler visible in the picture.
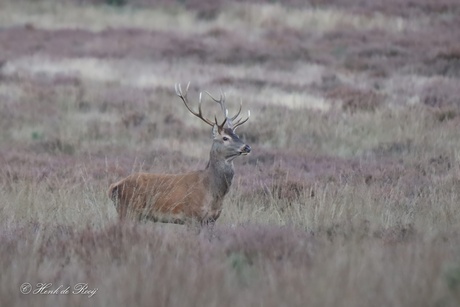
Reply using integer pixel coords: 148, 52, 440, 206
232, 108, 250, 130
203, 90, 229, 130
176, 83, 250, 130
175, 82, 215, 127
204, 91, 250, 130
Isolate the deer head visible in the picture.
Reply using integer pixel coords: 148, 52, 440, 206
175, 83, 251, 162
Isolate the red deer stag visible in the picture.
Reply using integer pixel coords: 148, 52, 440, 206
109, 83, 251, 225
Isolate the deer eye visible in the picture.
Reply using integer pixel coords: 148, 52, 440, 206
222, 136, 229, 141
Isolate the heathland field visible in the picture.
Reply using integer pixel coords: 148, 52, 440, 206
1, 0, 460, 306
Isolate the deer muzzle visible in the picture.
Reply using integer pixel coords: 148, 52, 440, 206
240, 144, 251, 155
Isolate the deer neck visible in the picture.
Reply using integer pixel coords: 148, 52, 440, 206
206, 151, 235, 199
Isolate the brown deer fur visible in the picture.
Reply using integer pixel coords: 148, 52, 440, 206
109, 84, 251, 225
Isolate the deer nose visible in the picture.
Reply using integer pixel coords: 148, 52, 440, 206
241, 144, 251, 154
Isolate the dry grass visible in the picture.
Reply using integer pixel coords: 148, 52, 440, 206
1, 0, 460, 306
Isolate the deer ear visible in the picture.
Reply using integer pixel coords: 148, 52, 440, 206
212, 124, 218, 138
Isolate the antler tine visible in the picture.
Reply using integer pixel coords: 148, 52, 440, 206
229, 101, 243, 121
220, 90, 228, 117
204, 90, 229, 129
232, 110, 250, 130
204, 90, 227, 112
175, 82, 214, 127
